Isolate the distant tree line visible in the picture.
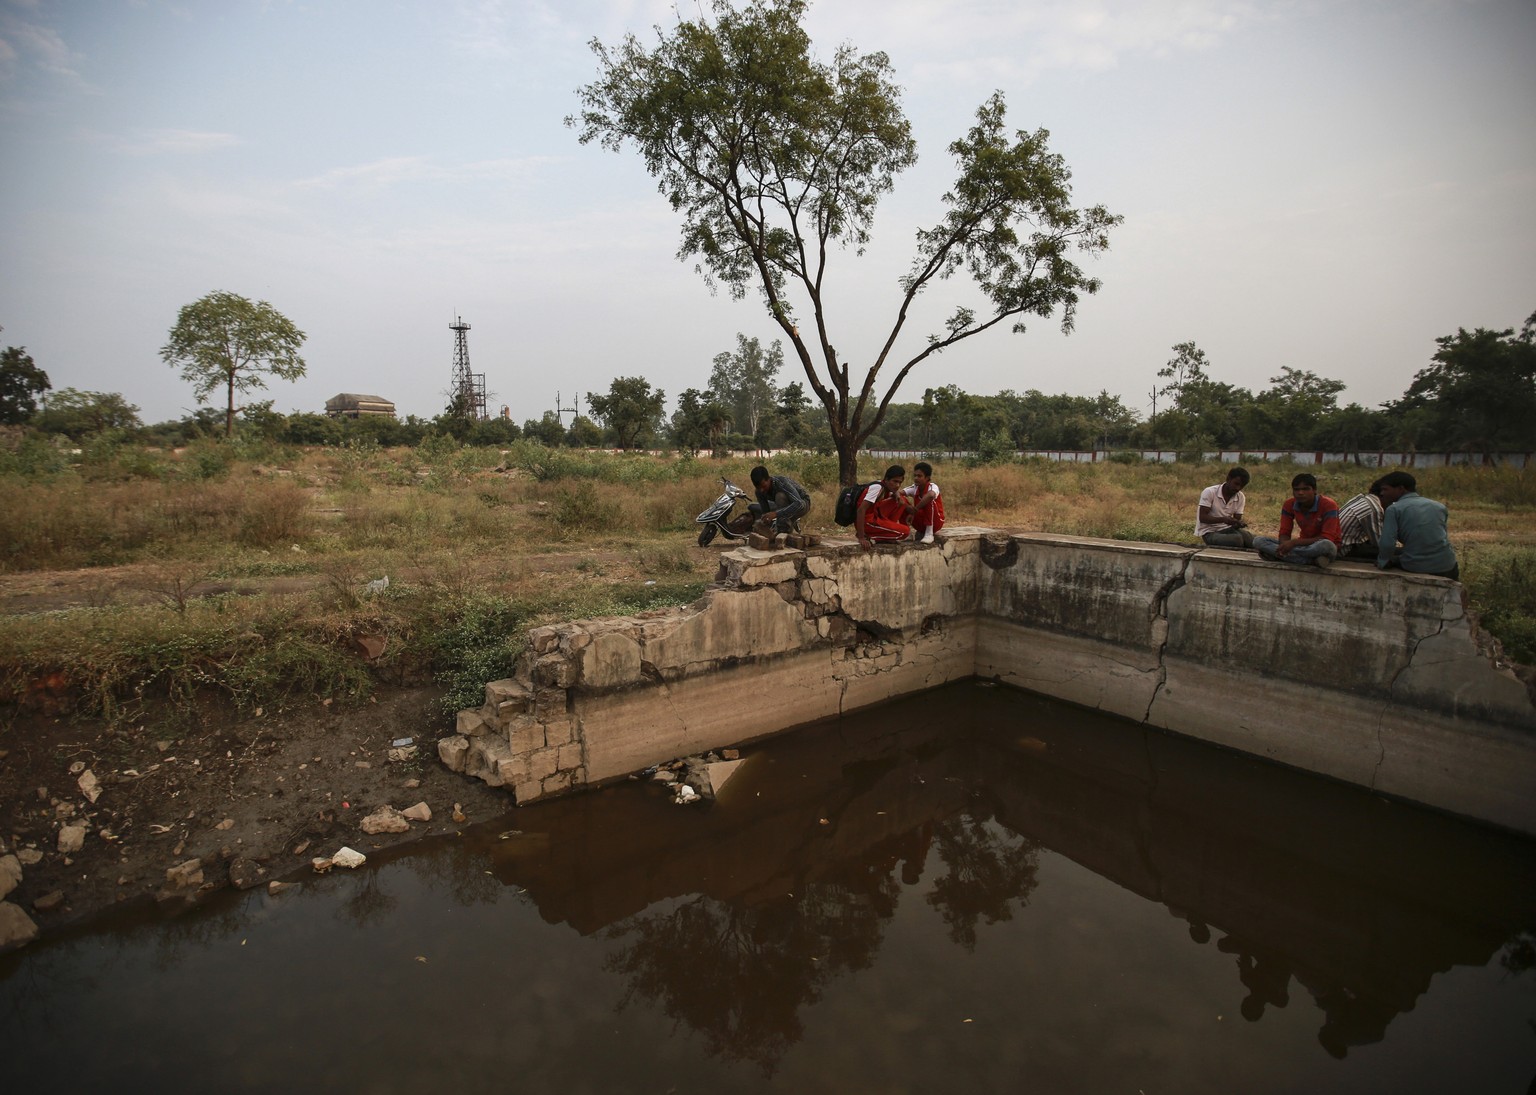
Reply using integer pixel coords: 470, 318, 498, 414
2, 312, 1531, 456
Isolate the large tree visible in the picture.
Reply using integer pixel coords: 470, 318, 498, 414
160, 291, 307, 437
0, 337, 51, 425
1397, 312, 1536, 451
587, 375, 666, 450
572, 0, 1120, 483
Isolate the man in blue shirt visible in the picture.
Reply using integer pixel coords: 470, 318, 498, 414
1376, 471, 1459, 580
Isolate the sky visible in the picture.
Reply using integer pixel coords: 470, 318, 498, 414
1, 0, 1532, 429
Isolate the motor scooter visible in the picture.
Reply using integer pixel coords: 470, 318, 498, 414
694, 477, 756, 546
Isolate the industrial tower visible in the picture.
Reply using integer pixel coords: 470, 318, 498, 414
449, 315, 487, 420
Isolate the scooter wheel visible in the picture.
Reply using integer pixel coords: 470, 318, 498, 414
697, 525, 717, 547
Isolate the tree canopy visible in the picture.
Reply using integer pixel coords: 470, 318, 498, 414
587, 376, 666, 450
709, 334, 783, 450
0, 339, 51, 425
160, 291, 307, 437
35, 388, 141, 440
1396, 313, 1536, 451
572, 0, 1120, 483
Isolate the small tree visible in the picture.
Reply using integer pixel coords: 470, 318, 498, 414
709, 334, 783, 448
0, 338, 51, 424
587, 376, 666, 450
160, 291, 307, 437
523, 411, 567, 447
670, 388, 714, 455
35, 388, 141, 439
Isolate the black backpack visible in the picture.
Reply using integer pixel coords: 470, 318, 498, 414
834, 482, 878, 526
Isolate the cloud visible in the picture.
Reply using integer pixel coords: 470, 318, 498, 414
117, 128, 242, 156
0, 7, 88, 88
808, 0, 1264, 85
291, 154, 557, 191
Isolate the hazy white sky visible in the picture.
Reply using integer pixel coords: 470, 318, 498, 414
1, 0, 1532, 427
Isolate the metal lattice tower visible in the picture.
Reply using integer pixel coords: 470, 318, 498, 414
449, 315, 487, 420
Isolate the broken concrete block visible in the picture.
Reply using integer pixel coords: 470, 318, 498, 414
437, 735, 470, 772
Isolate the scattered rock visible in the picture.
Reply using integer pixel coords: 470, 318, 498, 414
33, 890, 65, 912
354, 761, 372, 769
77, 769, 102, 804
402, 778, 422, 790
57, 824, 86, 854
165, 859, 204, 890
0, 902, 39, 951
722, 748, 740, 760
388, 746, 418, 763
17, 848, 42, 866
651, 769, 678, 784
268, 881, 296, 895
676, 784, 700, 805
228, 857, 266, 890
214, 818, 235, 831
0, 855, 21, 901
451, 804, 466, 823
360, 806, 410, 835
401, 802, 431, 822
311, 857, 333, 874
329, 847, 366, 870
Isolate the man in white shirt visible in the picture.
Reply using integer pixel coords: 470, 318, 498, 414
1196, 467, 1253, 548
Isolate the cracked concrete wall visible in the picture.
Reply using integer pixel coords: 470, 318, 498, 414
440, 536, 978, 803
440, 528, 1536, 834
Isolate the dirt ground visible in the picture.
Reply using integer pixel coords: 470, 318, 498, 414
0, 541, 713, 945
0, 685, 516, 939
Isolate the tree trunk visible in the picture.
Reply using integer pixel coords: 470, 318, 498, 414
226, 373, 236, 437
836, 435, 860, 486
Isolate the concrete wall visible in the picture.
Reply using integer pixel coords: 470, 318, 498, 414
440, 529, 1536, 834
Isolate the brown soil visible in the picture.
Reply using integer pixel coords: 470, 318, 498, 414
0, 686, 515, 936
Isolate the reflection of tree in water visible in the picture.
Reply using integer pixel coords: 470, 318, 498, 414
403, 843, 505, 908
602, 805, 1046, 1073
924, 810, 1041, 951
336, 869, 397, 929
604, 875, 896, 1077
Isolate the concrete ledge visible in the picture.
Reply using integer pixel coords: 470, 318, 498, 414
449, 528, 1536, 835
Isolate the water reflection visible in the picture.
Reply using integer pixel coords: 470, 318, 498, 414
450, 683, 1536, 1072
2, 682, 1533, 1091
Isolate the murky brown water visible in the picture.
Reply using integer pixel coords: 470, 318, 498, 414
3, 681, 1534, 1093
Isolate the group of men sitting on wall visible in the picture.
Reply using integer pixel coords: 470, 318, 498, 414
746, 458, 1459, 581
1196, 467, 1460, 580
748, 462, 946, 552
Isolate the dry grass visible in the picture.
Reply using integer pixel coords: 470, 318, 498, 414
3, 446, 1532, 718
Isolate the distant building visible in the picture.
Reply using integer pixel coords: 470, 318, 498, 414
325, 393, 396, 419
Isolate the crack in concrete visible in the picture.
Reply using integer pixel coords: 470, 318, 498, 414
1142, 552, 1194, 724
1372, 598, 1454, 786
